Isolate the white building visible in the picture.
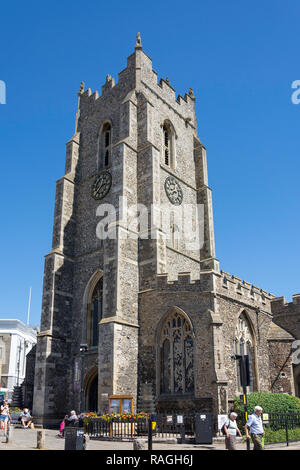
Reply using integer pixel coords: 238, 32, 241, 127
0, 319, 38, 401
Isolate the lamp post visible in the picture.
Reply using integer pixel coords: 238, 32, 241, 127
233, 354, 251, 451
79, 344, 88, 414
16, 342, 22, 387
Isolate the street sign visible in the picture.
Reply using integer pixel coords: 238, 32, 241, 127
218, 414, 228, 430
263, 413, 269, 424
177, 415, 183, 424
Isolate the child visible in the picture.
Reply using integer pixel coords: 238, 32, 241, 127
58, 415, 68, 438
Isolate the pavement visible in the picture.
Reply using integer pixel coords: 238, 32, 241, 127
0, 427, 300, 451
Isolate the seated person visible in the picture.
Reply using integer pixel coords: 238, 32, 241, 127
58, 414, 68, 437
64, 410, 79, 426
20, 408, 32, 429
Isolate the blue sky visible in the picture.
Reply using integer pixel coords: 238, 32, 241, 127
0, 0, 299, 326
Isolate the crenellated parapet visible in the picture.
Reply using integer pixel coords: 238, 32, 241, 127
271, 294, 300, 314
142, 269, 278, 304
156, 272, 201, 291
271, 295, 300, 340
217, 270, 276, 307
77, 75, 195, 116
140, 270, 215, 294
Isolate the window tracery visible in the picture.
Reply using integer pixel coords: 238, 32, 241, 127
160, 311, 194, 394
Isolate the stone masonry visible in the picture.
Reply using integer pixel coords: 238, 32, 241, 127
271, 295, 300, 396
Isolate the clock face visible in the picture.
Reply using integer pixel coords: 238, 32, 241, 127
165, 176, 183, 205
92, 171, 112, 200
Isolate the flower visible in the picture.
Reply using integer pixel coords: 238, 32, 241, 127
83, 410, 150, 424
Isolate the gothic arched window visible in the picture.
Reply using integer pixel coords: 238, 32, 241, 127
101, 122, 111, 168
163, 124, 170, 166
88, 277, 103, 348
235, 315, 255, 392
171, 224, 179, 251
159, 311, 194, 394
162, 121, 175, 168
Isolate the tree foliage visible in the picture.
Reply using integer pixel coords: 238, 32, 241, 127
234, 392, 300, 414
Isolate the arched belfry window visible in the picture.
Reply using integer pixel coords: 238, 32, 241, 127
88, 277, 103, 348
234, 315, 256, 392
101, 122, 111, 168
159, 311, 194, 394
162, 121, 175, 168
171, 223, 179, 251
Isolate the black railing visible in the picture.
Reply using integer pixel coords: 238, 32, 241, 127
153, 413, 195, 439
86, 418, 110, 438
86, 418, 148, 439
86, 413, 195, 440
238, 412, 300, 446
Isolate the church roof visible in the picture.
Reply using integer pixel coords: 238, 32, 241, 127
267, 322, 295, 341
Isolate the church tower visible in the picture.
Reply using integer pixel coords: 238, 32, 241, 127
33, 34, 294, 425
32, 34, 219, 422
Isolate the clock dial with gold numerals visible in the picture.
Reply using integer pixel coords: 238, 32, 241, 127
92, 171, 112, 200
165, 176, 183, 205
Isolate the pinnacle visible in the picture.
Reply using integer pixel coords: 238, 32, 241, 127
135, 32, 142, 50
79, 81, 85, 94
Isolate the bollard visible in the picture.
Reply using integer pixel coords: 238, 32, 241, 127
37, 430, 45, 449
133, 439, 146, 450
5, 425, 13, 444
181, 425, 186, 444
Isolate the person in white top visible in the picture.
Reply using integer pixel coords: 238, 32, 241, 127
224, 412, 242, 450
20, 408, 32, 429
0, 400, 11, 435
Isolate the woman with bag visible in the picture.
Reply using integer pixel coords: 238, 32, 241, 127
223, 412, 242, 450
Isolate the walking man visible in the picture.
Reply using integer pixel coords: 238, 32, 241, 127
245, 405, 264, 450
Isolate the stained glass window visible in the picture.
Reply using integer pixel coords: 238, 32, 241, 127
160, 312, 194, 394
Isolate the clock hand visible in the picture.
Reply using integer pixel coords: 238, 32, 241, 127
94, 181, 105, 195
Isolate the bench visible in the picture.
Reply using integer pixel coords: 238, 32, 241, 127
9, 412, 22, 425
9, 413, 33, 428
10, 413, 22, 428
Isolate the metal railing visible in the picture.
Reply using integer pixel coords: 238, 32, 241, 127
86, 418, 148, 439
85, 413, 196, 440
152, 413, 195, 439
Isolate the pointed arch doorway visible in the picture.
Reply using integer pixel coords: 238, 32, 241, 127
85, 369, 98, 413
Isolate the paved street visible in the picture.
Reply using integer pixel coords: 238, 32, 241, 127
0, 427, 299, 451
